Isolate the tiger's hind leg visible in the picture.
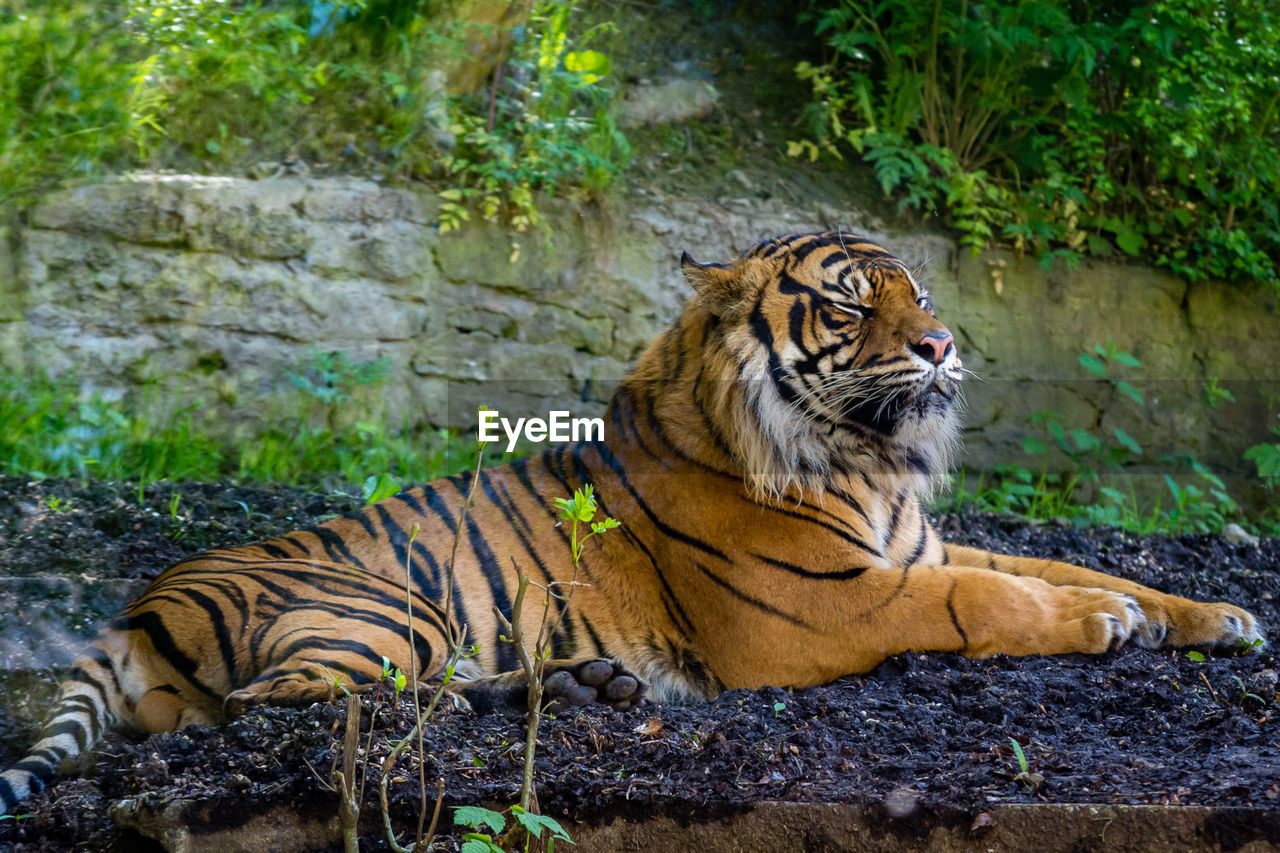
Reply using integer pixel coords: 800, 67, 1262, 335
135, 685, 220, 733
448, 658, 647, 715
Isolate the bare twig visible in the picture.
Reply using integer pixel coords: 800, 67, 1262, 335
332, 693, 362, 853
379, 436, 490, 852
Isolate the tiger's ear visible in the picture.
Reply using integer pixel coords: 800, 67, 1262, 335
681, 251, 746, 314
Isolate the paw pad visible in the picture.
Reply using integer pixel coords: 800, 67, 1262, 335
543, 659, 646, 713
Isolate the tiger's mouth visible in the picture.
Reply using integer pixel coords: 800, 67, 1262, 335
834, 370, 960, 434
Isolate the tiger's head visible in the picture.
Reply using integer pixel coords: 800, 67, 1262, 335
676, 231, 964, 499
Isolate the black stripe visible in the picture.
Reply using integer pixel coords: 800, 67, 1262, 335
311, 526, 365, 569
542, 445, 696, 638
112, 611, 222, 702
766, 501, 883, 558
454, 481, 517, 672
575, 613, 605, 658
603, 450, 730, 563
0, 774, 22, 807
415, 483, 474, 634
62, 667, 111, 715
272, 635, 421, 674
692, 561, 814, 629
258, 542, 292, 559
903, 514, 929, 566
751, 553, 869, 581
371, 504, 437, 598
486, 474, 578, 654
946, 577, 969, 650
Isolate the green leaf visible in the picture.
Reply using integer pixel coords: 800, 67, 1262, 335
1186, 650, 1206, 662
460, 838, 503, 853
1078, 353, 1106, 377
454, 806, 506, 835
512, 808, 572, 842
1047, 421, 1068, 452
564, 49, 610, 76
1009, 738, 1028, 773
1111, 351, 1142, 368
1070, 429, 1100, 452
1115, 381, 1145, 406
362, 473, 402, 505
205, 139, 221, 154
1113, 428, 1143, 456
1114, 226, 1144, 256
1022, 436, 1047, 455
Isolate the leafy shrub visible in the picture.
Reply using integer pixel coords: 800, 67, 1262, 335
0, 0, 628, 226
945, 342, 1248, 535
794, 0, 1280, 289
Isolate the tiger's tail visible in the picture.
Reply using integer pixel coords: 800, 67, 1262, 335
1, 641, 125, 816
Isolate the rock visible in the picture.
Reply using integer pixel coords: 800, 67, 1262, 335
619, 78, 720, 127
1223, 523, 1261, 547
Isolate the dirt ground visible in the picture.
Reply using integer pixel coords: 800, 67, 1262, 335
0, 477, 1277, 851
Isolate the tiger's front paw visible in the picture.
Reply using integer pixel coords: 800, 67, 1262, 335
543, 659, 646, 713
1144, 597, 1265, 651
1048, 586, 1147, 655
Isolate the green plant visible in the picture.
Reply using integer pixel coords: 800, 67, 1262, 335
1230, 675, 1266, 709
1007, 737, 1043, 790
1156, 453, 1238, 534
454, 805, 572, 853
794, 0, 1280, 288
437, 4, 629, 234
318, 665, 352, 697
2, 1, 628, 229
1244, 434, 1280, 490
944, 341, 1253, 535
0, 368, 484, 490
43, 496, 71, 513
363, 473, 404, 505
1203, 379, 1236, 410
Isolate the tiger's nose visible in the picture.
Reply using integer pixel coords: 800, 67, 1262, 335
910, 331, 953, 366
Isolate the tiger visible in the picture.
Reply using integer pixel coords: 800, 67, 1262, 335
0, 231, 1263, 816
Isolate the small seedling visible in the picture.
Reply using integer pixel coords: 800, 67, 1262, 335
43, 496, 70, 513
379, 656, 407, 704
1231, 675, 1266, 708
1186, 650, 1207, 662
773, 701, 786, 717
1008, 737, 1044, 790
318, 665, 351, 698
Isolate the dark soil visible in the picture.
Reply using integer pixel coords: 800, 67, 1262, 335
1, 477, 1278, 852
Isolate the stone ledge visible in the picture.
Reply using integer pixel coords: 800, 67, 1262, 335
109, 795, 1280, 853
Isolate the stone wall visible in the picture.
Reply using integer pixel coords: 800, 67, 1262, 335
1, 173, 1277, 495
